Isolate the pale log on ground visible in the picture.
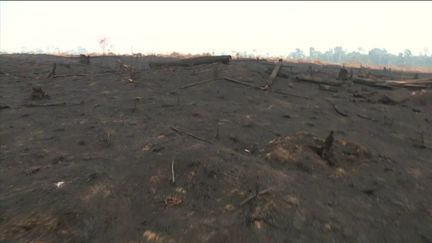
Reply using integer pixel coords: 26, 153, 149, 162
357, 77, 432, 89
295, 75, 343, 87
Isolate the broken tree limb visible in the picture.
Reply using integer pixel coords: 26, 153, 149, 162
240, 187, 273, 206
53, 74, 89, 78
223, 77, 258, 89
179, 79, 214, 89
263, 59, 283, 89
170, 126, 213, 144
328, 101, 348, 117
47, 63, 57, 78
23, 102, 83, 107
223, 76, 311, 100
171, 160, 176, 184
357, 113, 377, 121
150, 55, 232, 68
295, 76, 343, 87
24, 102, 66, 107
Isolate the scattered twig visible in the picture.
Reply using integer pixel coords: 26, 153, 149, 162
170, 126, 213, 144
240, 187, 273, 206
171, 160, 176, 184
179, 79, 214, 89
357, 114, 376, 121
100, 129, 112, 147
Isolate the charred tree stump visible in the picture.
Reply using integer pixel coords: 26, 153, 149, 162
320, 130, 335, 165
47, 63, 57, 78
79, 54, 90, 65
337, 67, 348, 80
31, 87, 50, 100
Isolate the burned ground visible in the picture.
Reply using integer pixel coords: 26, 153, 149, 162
1, 54, 432, 242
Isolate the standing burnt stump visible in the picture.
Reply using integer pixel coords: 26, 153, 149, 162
31, 87, 50, 100
337, 67, 348, 80
79, 54, 90, 65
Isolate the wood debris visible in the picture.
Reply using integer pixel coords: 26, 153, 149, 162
150, 55, 232, 68
31, 87, 50, 100
47, 63, 57, 78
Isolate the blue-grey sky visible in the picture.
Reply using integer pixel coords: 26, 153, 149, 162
1, 1, 431, 56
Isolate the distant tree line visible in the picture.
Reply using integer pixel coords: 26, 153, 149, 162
289, 47, 432, 68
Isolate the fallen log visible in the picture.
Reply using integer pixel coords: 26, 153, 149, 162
223, 77, 311, 100
295, 76, 343, 87
352, 78, 394, 90
377, 78, 432, 89
149, 55, 232, 68
24, 102, 83, 107
385, 78, 432, 85
388, 83, 428, 89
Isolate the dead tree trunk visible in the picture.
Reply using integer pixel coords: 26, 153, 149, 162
263, 59, 283, 89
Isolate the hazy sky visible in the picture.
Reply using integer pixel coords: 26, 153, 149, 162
1, 1, 431, 56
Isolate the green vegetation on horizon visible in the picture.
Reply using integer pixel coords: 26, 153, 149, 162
290, 47, 432, 68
